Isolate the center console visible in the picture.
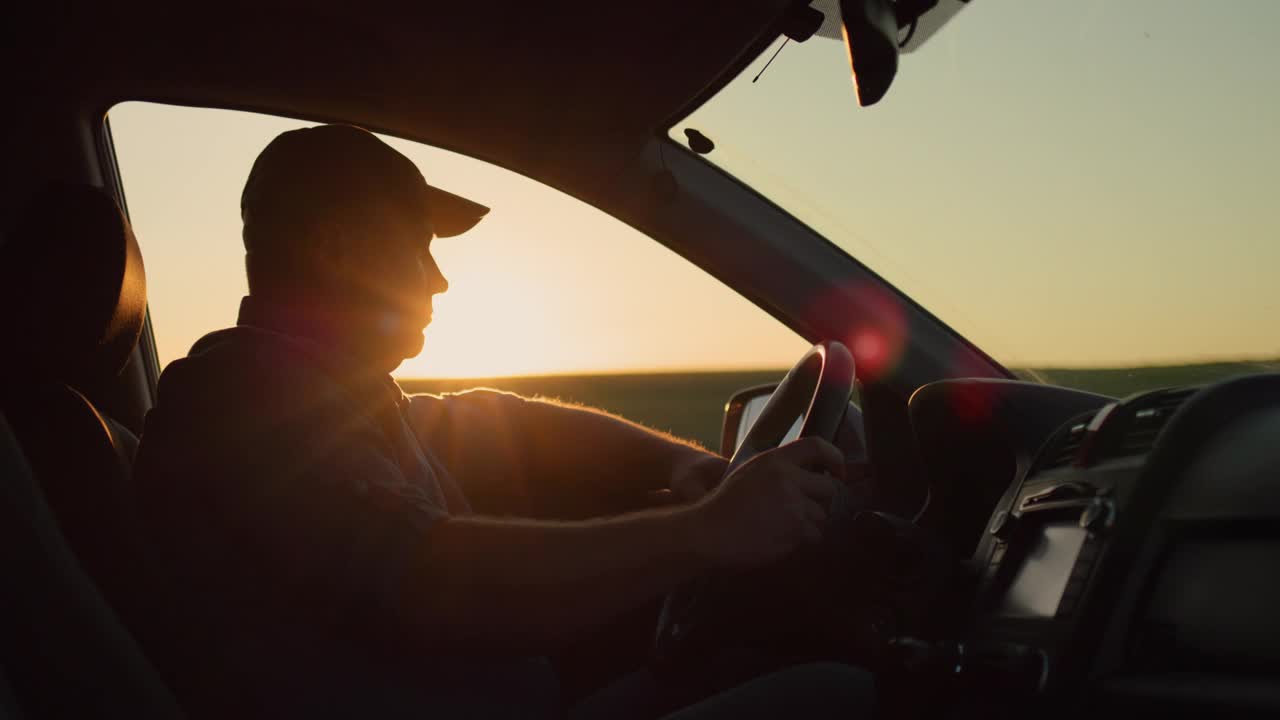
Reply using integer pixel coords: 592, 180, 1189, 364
953, 387, 1197, 695
894, 375, 1280, 717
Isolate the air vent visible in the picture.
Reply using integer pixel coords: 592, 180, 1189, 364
1104, 388, 1198, 458
1038, 415, 1092, 470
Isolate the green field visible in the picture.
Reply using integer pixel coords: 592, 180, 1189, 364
400, 360, 1279, 451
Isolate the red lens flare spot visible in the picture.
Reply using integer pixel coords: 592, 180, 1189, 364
802, 282, 908, 381
852, 329, 888, 369
846, 284, 907, 381
949, 383, 997, 425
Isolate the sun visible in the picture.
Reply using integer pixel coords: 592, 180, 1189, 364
397, 260, 574, 379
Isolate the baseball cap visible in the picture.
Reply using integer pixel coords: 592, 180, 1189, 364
240, 124, 489, 254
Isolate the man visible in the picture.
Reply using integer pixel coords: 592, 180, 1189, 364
132, 124, 869, 718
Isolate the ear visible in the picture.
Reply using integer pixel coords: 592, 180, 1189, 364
310, 215, 359, 267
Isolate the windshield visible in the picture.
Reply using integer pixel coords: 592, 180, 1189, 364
673, 1, 1279, 397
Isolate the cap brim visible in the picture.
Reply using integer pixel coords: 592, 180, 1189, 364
427, 185, 489, 238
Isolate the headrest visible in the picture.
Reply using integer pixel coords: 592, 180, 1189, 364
0, 183, 147, 387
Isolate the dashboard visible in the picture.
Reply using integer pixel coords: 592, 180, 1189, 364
905, 374, 1280, 717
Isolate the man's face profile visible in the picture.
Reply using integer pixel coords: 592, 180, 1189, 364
317, 205, 448, 368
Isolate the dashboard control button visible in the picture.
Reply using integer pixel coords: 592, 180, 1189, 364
989, 511, 1017, 541
1079, 497, 1116, 532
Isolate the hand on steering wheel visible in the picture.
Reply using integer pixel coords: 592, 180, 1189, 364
654, 341, 857, 668
694, 437, 845, 569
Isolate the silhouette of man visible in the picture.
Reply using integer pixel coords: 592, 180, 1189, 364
133, 124, 869, 719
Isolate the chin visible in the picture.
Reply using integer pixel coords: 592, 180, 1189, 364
398, 332, 426, 363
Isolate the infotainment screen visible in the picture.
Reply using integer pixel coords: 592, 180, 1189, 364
999, 524, 1088, 618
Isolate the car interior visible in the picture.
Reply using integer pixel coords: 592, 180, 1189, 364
3, 1, 1279, 718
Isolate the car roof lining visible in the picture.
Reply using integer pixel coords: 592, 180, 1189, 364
33, 2, 792, 210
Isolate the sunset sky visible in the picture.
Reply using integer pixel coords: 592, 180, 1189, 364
676, 0, 1280, 369
110, 105, 809, 378
110, 0, 1278, 378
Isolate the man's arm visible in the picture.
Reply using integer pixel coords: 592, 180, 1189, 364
394, 438, 844, 655
408, 390, 728, 506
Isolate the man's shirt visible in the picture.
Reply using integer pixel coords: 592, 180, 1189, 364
132, 304, 555, 718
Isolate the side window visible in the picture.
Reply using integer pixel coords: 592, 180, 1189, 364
109, 103, 807, 448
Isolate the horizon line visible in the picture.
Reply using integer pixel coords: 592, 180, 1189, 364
395, 365, 793, 381
395, 355, 1280, 382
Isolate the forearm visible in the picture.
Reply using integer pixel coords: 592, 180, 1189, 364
409, 390, 723, 502
402, 509, 709, 654
513, 396, 722, 499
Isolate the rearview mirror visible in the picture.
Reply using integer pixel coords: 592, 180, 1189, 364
830, 0, 974, 106
839, 0, 899, 106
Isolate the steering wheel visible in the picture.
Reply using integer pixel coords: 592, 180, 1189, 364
653, 341, 856, 669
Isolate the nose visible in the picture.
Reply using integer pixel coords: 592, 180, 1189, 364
424, 252, 449, 296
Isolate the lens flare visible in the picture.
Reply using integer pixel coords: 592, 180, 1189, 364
949, 382, 997, 425
842, 282, 908, 381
